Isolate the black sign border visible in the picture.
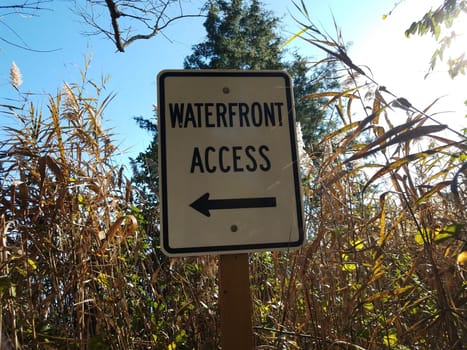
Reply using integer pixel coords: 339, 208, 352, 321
158, 70, 304, 256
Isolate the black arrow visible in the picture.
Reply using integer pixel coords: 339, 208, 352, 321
190, 192, 277, 217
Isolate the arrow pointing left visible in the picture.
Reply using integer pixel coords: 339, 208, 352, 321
190, 192, 277, 217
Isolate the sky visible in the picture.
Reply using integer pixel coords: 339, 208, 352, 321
1, 0, 466, 167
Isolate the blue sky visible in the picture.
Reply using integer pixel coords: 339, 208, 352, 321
1, 0, 466, 166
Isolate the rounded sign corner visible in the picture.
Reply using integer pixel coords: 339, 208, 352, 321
157, 69, 182, 83
295, 234, 305, 248
161, 241, 179, 257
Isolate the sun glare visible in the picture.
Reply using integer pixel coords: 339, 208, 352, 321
442, 13, 467, 77
352, 0, 467, 135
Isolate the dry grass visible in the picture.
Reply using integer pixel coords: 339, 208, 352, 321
250, 15, 467, 349
1, 39, 466, 350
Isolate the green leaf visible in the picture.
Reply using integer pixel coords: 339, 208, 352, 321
434, 223, 464, 243
0, 276, 15, 292
442, 223, 464, 234
405, 22, 418, 37
15, 266, 27, 277
434, 232, 455, 243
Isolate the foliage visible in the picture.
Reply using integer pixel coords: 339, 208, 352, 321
184, 0, 282, 70
0, 61, 218, 349
1, 61, 135, 348
183, 0, 339, 144
248, 3, 467, 348
397, 0, 467, 78
2, 1, 467, 349
287, 52, 339, 148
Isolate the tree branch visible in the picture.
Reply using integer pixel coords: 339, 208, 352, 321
104, 0, 125, 52
123, 14, 202, 50
80, 0, 204, 52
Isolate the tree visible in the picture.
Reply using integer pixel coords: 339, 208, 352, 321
77, 0, 204, 52
287, 53, 339, 148
184, 0, 282, 69
0, 1, 50, 15
132, 0, 339, 204
1, 60, 142, 348
277, 3, 467, 348
394, 0, 467, 78
1, 1, 203, 52
130, 4, 340, 345
2, 58, 220, 350
132, 0, 339, 217
3, 0, 466, 348
184, 0, 338, 144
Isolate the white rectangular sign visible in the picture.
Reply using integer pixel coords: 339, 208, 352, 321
158, 70, 304, 256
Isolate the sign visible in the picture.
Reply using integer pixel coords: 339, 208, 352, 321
158, 70, 304, 256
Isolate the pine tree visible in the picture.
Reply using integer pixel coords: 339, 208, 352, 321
184, 0, 283, 70
128, 2, 339, 346
183, 0, 338, 147
132, 0, 338, 214
287, 53, 339, 147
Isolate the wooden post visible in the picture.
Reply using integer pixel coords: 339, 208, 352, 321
219, 253, 254, 349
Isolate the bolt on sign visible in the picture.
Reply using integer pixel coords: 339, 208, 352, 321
158, 70, 304, 256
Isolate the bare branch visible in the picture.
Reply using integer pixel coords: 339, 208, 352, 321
123, 13, 201, 50
0, 1, 52, 14
0, 1, 57, 52
79, 0, 205, 52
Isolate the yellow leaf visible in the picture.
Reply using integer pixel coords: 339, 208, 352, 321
415, 181, 451, 206
365, 291, 390, 303
281, 27, 307, 49
96, 273, 110, 288
383, 331, 398, 347
77, 194, 85, 205
28, 258, 37, 270
378, 195, 387, 246
351, 239, 365, 250
414, 228, 432, 244
342, 263, 357, 272
368, 255, 385, 284
457, 251, 467, 267
393, 285, 413, 295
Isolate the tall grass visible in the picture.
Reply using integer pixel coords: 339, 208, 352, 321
251, 10, 466, 349
1, 61, 221, 349
1, 63, 139, 348
1, 25, 466, 350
